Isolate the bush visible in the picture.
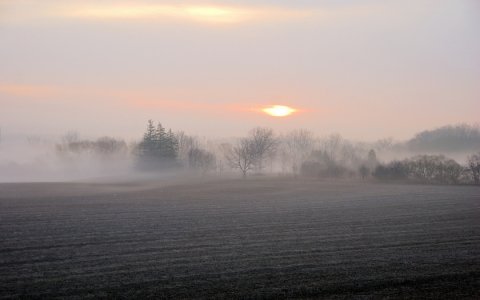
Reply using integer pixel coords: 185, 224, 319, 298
300, 160, 347, 178
373, 161, 409, 181
374, 155, 466, 184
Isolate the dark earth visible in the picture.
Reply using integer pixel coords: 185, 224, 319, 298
1, 178, 479, 299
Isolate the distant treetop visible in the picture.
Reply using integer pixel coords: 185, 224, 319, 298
406, 124, 480, 153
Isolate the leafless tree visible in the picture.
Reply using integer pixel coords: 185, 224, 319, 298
188, 147, 216, 173
278, 145, 290, 174
176, 131, 198, 164
318, 134, 365, 169
225, 138, 255, 178
374, 137, 394, 152
56, 135, 127, 160
94, 137, 128, 158
285, 129, 315, 175
249, 127, 277, 172
408, 155, 442, 181
375, 155, 464, 184
218, 142, 234, 173
61, 131, 79, 144
441, 159, 464, 184
320, 133, 342, 162
467, 152, 480, 184
339, 140, 362, 167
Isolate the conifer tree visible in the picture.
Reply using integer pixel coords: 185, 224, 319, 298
137, 120, 179, 169
165, 129, 178, 159
155, 123, 167, 159
140, 120, 156, 158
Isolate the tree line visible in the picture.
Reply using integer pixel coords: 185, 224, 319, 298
406, 124, 480, 153
372, 154, 479, 185
55, 120, 480, 185
56, 132, 128, 161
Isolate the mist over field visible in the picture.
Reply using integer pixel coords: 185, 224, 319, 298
1, 123, 479, 184
2, 122, 480, 298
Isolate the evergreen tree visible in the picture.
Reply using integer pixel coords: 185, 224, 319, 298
367, 149, 378, 169
139, 120, 157, 158
165, 129, 179, 159
155, 123, 167, 159
137, 120, 179, 169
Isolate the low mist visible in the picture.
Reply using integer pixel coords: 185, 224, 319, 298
0, 133, 134, 182
1, 123, 479, 185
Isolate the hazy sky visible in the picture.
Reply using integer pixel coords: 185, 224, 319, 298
1, 0, 479, 141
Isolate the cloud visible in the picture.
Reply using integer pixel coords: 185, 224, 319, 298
65, 4, 254, 24
0, 0, 396, 28
1, 1, 314, 25
0, 84, 62, 98
0, 82, 250, 116
117, 91, 251, 116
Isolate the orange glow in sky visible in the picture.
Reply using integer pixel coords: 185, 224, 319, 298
262, 105, 297, 117
67, 4, 249, 23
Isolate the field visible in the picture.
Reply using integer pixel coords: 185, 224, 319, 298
1, 177, 479, 299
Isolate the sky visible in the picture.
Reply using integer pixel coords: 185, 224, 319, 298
0, 0, 479, 141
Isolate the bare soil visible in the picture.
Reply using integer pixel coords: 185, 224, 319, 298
1, 177, 479, 299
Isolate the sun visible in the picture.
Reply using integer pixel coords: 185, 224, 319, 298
262, 105, 297, 117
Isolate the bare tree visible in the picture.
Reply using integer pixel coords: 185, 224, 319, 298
225, 138, 255, 178
285, 129, 315, 175
94, 137, 128, 158
218, 142, 234, 173
320, 134, 342, 162
467, 152, 480, 184
56, 135, 128, 160
278, 145, 290, 174
374, 137, 394, 152
408, 155, 442, 182
249, 127, 277, 172
176, 131, 199, 166
61, 131, 79, 144
442, 159, 463, 184
374, 155, 464, 184
188, 147, 216, 173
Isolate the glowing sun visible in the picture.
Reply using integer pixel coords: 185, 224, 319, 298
262, 105, 297, 117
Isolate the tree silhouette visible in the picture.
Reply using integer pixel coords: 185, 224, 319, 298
226, 138, 255, 178
137, 120, 178, 169
467, 152, 480, 184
